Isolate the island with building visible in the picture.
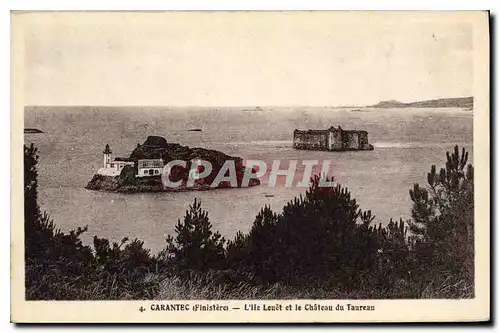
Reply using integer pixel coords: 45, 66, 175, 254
293, 126, 374, 151
85, 136, 260, 193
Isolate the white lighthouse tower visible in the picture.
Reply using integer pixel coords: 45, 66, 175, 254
96, 143, 134, 176
103, 144, 112, 168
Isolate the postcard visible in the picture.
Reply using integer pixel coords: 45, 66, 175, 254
11, 11, 490, 323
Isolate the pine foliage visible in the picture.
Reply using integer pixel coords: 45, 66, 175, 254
165, 198, 226, 272
24, 143, 475, 299
409, 145, 474, 283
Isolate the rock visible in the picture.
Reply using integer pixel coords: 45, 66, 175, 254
118, 165, 137, 186
143, 135, 168, 148
85, 174, 120, 191
24, 128, 44, 133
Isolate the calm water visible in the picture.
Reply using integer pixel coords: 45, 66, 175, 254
24, 106, 473, 252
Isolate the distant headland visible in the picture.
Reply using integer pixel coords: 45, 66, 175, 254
242, 106, 265, 112
370, 97, 473, 109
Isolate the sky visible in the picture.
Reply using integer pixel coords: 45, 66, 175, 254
22, 12, 475, 106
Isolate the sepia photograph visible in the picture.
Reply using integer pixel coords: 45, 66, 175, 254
11, 11, 490, 323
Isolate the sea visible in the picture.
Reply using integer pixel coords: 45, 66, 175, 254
24, 106, 474, 253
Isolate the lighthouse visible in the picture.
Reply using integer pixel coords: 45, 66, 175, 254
96, 144, 135, 177
103, 144, 112, 168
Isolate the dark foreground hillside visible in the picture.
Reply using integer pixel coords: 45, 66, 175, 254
25, 143, 474, 300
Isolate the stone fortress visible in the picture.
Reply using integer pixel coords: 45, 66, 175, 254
293, 126, 374, 151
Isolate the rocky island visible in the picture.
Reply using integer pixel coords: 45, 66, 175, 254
85, 136, 260, 193
24, 128, 44, 134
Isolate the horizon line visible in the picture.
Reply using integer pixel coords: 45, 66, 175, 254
24, 96, 474, 109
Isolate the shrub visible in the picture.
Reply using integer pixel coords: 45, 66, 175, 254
226, 175, 385, 290
165, 198, 227, 273
409, 145, 474, 285
24, 144, 162, 300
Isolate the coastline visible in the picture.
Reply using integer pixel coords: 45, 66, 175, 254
85, 174, 260, 193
